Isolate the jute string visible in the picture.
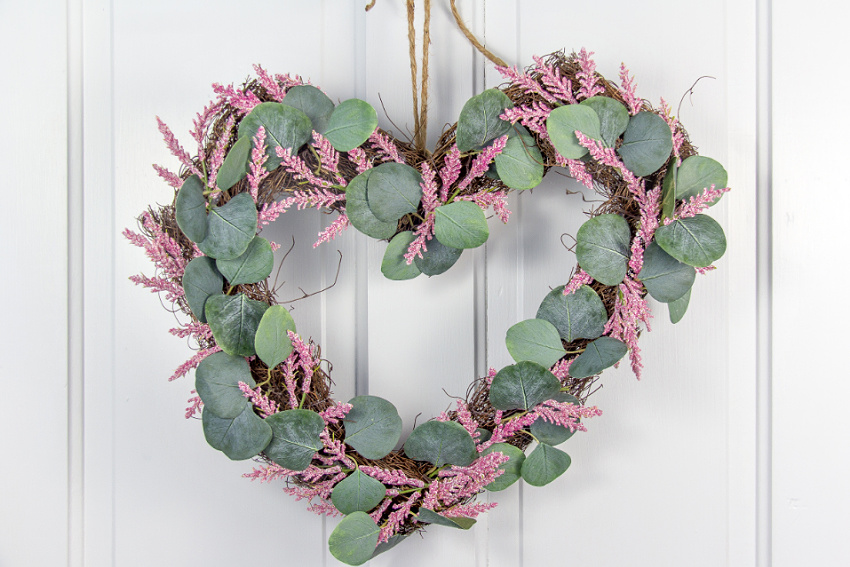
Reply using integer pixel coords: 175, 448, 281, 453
371, 0, 510, 151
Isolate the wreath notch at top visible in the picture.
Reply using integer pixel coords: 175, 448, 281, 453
127, 49, 729, 565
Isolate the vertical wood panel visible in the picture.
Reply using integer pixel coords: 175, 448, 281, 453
772, 3, 850, 564
112, 2, 358, 564
0, 2, 70, 566
483, 1, 756, 564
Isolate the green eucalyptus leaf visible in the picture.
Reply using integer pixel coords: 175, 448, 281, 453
175, 175, 208, 243
433, 201, 489, 249
489, 361, 562, 411
344, 396, 403, 460
530, 392, 581, 445
580, 96, 629, 147
324, 99, 378, 152
505, 318, 566, 368
575, 214, 631, 286
676, 155, 727, 203
403, 420, 477, 467
371, 534, 409, 559
494, 127, 544, 190
638, 241, 696, 303
182, 256, 223, 323
195, 351, 255, 419
536, 284, 607, 343
569, 336, 629, 379
414, 236, 463, 276
216, 136, 252, 191
254, 305, 297, 369
520, 443, 571, 487
197, 192, 258, 260
238, 102, 313, 170
331, 469, 387, 515
482, 443, 526, 492
366, 162, 422, 222
205, 293, 269, 357
202, 403, 272, 461
215, 236, 273, 285
456, 88, 513, 152
668, 287, 691, 324
282, 85, 335, 135
345, 169, 398, 239
328, 511, 381, 567
546, 104, 602, 159
264, 409, 325, 471
655, 214, 727, 267
381, 232, 421, 281
616, 111, 673, 177
416, 508, 476, 530
661, 161, 678, 219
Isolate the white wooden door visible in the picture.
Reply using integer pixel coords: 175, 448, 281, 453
3, 1, 848, 565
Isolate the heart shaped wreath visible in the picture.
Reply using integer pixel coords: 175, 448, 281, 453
126, 49, 729, 565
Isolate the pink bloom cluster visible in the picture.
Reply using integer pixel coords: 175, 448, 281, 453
563, 269, 594, 295
534, 400, 602, 432
346, 147, 372, 173
404, 162, 439, 264
576, 48, 605, 99
238, 381, 280, 418
421, 452, 509, 513
247, 127, 269, 202
605, 276, 652, 379
501, 102, 553, 139
378, 493, 420, 543
168, 346, 221, 382
274, 330, 320, 409
169, 321, 213, 342
313, 132, 346, 187
659, 98, 685, 163
313, 213, 350, 247
549, 358, 574, 382
619, 63, 642, 115
667, 185, 730, 222
368, 130, 405, 164
319, 401, 352, 425
360, 466, 426, 489
185, 390, 203, 419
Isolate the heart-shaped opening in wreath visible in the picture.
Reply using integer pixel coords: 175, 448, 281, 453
129, 49, 729, 565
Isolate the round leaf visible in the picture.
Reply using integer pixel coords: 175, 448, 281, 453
197, 192, 258, 260
332, 469, 388, 515
182, 256, 223, 323
416, 508, 476, 530
654, 214, 727, 267
202, 403, 272, 461
505, 318, 567, 368
661, 161, 678, 219
282, 85, 335, 134
489, 361, 562, 411
638, 241, 696, 303
546, 104, 602, 159
494, 127, 544, 190
536, 284, 608, 343
238, 102, 313, 170
264, 409, 325, 471
482, 443, 526, 492
414, 236, 463, 276
328, 512, 380, 567
403, 420, 477, 467
575, 214, 631, 286
195, 351, 255, 419
676, 155, 727, 203
580, 96, 629, 147
366, 162, 422, 222
345, 170, 397, 239
216, 136, 252, 191
569, 336, 629, 379
175, 175, 207, 243
215, 236, 273, 285
254, 305, 297, 369
381, 232, 421, 281
205, 293, 269, 356
520, 443, 571, 487
433, 201, 489, 249
456, 88, 513, 152
343, 396, 403, 460
616, 111, 673, 177
668, 287, 691, 324
530, 392, 581, 445
324, 99, 378, 152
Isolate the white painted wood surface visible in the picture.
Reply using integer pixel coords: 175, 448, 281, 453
3, 0, 848, 565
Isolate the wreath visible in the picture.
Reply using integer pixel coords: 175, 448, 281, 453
126, 49, 729, 565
